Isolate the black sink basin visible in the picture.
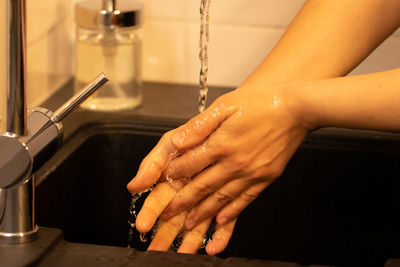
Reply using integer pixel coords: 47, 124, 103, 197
36, 121, 400, 266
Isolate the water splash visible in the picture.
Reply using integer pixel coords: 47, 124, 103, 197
198, 0, 211, 113
127, 185, 155, 248
127, 192, 142, 248
169, 230, 186, 252
200, 219, 216, 249
140, 232, 148, 242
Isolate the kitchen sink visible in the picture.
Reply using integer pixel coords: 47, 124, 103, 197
35, 120, 400, 266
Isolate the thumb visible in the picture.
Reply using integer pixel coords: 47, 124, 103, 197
127, 131, 177, 193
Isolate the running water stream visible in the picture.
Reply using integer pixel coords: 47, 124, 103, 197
198, 0, 211, 113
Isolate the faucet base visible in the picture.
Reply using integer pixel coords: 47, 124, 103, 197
0, 225, 39, 244
0, 178, 37, 244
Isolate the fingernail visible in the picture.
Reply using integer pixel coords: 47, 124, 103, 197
207, 245, 216, 255
171, 130, 187, 146
185, 217, 195, 229
218, 216, 228, 225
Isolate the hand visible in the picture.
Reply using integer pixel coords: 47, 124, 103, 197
136, 181, 236, 255
156, 83, 309, 229
128, 82, 309, 232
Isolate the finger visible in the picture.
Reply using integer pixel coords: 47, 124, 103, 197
170, 99, 237, 150
216, 182, 267, 225
205, 219, 236, 256
164, 141, 217, 180
160, 164, 231, 221
147, 212, 186, 252
136, 181, 184, 233
183, 179, 251, 230
127, 131, 177, 193
177, 218, 213, 254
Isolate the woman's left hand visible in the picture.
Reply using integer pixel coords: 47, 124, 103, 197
136, 181, 236, 255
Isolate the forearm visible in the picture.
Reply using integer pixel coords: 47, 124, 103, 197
295, 68, 400, 132
245, 0, 400, 85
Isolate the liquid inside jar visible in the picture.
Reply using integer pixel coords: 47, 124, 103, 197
75, 27, 142, 111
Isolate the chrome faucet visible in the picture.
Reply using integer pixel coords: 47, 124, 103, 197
0, 0, 108, 244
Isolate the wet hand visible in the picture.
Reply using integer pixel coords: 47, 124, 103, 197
157, 84, 310, 229
136, 181, 236, 255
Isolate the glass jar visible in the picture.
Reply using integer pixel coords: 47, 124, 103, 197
75, 0, 143, 111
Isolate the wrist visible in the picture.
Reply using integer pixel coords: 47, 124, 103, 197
283, 81, 320, 132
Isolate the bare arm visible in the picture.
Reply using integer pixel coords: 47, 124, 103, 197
248, 0, 400, 84
294, 68, 400, 131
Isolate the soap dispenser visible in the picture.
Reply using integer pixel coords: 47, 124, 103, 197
75, 0, 143, 111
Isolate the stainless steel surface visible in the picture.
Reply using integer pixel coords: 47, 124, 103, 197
21, 109, 64, 172
5, 0, 27, 136
0, 178, 38, 244
75, 0, 143, 29
52, 73, 108, 123
0, 135, 31, 188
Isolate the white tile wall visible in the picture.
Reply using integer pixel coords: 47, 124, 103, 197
1, 0, 400, 133
139, 0, 306, 27
350, 36, 400, 76
142, 19, 285, 86
27, 17, 74, 107
137, 0, 400, 86
27, 0, 71, 46
139, 0, 307, 86
27, 0, 74, 107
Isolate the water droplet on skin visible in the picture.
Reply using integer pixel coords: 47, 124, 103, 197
269, 95, 280, 109
194, 119, 201, 129
200, 219, 216, 249
166, 175, 173, 184
210, 107, 220, 118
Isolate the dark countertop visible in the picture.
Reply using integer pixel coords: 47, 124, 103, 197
4, 81, 400, 267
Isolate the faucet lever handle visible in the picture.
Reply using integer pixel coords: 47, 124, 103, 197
52, 73, 108, 123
